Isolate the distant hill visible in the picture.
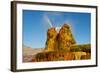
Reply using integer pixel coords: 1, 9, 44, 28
23, 45, 44, 56
23, 45, 44, 62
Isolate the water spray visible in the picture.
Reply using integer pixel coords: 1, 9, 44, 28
44, 15, 53, 28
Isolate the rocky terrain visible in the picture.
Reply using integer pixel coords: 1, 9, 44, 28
23, 45, 43, 62
23, 24, 91, 62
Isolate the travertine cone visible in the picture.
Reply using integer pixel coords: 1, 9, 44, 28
58, 24, 76, 51
45, 24, 76, 52
45, 28, 58, 51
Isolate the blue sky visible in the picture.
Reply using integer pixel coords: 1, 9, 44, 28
23, 10, 91, 48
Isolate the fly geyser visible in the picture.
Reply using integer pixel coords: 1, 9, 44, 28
45, 24, 76, 52
25, 24, 91, 62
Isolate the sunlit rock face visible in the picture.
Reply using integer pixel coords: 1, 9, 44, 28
58, 24, 76, 51
45, 24, 76, 52
45, 28, 58, 51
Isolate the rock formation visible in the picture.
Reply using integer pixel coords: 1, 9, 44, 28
29, 23, 91, 62
45, 24, 76, 52
45, 28, 58, 51
58, 24, 76, 51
